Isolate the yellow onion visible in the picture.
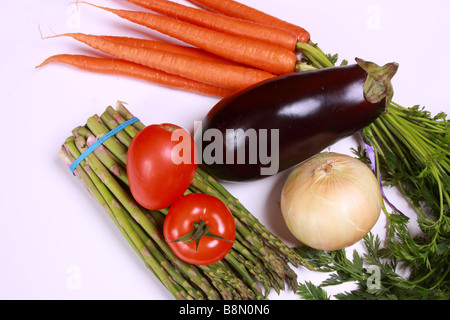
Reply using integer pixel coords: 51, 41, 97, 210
280, 152, 382, 251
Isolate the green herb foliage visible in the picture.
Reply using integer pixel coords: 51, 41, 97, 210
296, 232, 448, 300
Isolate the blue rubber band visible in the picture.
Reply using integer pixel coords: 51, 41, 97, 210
70, 117, 140, 175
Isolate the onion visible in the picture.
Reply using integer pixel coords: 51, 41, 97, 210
280, 152, 382, 251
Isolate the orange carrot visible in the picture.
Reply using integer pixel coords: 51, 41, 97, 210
36, 54, 234, 97
80, 2, 299, 75
187, 0, 310, 43
102, 35, 242, 66
125, 0, 298, 52
45, 33, 275, 90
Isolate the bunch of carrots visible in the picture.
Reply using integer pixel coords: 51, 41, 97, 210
38, 0, 329, 96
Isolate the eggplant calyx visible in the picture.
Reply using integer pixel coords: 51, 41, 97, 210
170, 219, 234, 251
356, 57, 399, 111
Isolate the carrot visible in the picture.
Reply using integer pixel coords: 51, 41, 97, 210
187, 0, 310, 43
125, 0, 298, 52
101, 35, 242, 66
79, 2, 299, 75
44, 33, 275, 90
36, 54, 234, 97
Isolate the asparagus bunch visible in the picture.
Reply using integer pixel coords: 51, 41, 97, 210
58, 101, 312, 300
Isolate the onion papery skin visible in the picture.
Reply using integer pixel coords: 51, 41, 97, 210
280, 152, 382, 251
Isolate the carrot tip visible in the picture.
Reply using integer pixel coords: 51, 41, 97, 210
76, 1, 103, 11
38, 23, 72, 41
68, 1, 81, 10
35, 57, 53, 69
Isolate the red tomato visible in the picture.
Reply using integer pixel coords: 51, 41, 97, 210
163, 193, 236, 265
127, 123, 197, 210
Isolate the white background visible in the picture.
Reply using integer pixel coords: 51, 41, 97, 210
1, 0, 449, 300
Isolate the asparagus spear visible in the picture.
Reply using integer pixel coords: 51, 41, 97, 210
115, 101, 145, 131
74, 126, 129, 186
232, 238, 282, 295
225, 250, 264, 299
86, 115, 128, 165
105, 105, 140, 139
100, 110, 133, 148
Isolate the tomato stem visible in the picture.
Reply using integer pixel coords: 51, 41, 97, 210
171, 219, 234, 250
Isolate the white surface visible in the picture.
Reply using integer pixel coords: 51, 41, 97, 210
1, 0, 449, 300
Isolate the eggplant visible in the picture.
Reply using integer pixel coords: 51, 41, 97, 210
195, 58, 398, 182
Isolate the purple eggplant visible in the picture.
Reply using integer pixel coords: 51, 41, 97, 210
195, 58, 398, 182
